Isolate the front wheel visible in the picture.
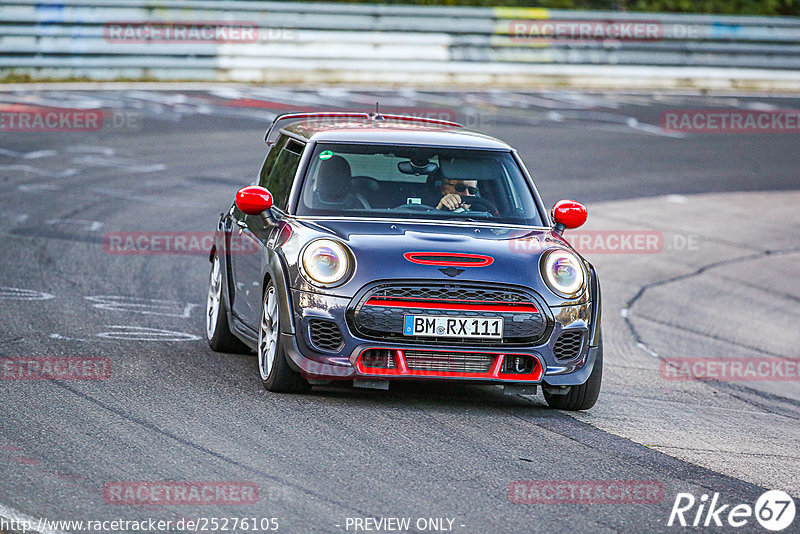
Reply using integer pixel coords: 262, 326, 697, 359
544, 334, 602, 411
258, 282, 310, 393
206, 254, 250, 354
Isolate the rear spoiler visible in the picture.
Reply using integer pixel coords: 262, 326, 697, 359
264, 111, 463, 145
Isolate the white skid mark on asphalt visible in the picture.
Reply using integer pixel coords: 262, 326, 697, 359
64, 145, 116, 156
71, 155, 166, 173
0, 148, 57, 159
49, 333, 96, 342
95, 325, 201, 342
0, 213, 29, 223
124, 90, 188, 105
742, 101, 780, 111
0, 287, 55, 301
45, 219, 104, 232
85, 296, 197, 318
1, 165, 77, 178
17, 183, 61, 192
0, 501, 70, 534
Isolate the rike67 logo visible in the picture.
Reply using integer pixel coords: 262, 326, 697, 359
668, 490, 795, 531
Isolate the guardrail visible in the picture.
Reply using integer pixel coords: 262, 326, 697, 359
1, 0, 800, 88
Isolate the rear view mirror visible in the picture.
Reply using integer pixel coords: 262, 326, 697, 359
398, 161, 438, 175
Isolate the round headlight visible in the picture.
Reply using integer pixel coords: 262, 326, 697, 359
301, 239, 351, 286
541, 249, 585, 297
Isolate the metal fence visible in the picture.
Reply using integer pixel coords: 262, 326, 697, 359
1, 0, 799, 86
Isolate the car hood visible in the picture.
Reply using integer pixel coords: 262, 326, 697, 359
290, 218, 587, 306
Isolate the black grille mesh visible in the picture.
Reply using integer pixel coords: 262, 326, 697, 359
370, 285, 530, 303
404, 351, 494, 373
309, 320, 344, 352
553, 330, 583, 360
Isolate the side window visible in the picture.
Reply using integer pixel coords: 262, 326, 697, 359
258, 135, 304, 211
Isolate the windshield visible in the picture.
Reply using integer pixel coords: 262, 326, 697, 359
296, 143, 544, 226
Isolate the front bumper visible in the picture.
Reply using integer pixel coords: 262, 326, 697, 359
286, 287, 598, 386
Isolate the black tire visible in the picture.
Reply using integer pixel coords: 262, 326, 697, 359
544, 334, 603, 411
258, 282, 310, 393
206, 254, 250, 354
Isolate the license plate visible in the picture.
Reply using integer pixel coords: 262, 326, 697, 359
403, 315, 503, 339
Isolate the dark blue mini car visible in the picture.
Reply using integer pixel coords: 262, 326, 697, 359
206, 112, 602, 410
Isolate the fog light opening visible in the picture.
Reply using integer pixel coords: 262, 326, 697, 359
502, 355, 536, 374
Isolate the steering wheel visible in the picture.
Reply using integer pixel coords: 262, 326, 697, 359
461, 196, 498, 215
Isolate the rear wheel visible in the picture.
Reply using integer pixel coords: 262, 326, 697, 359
258, 282, 310, 393
206, 254, 250, 354
544, 334, 602, 411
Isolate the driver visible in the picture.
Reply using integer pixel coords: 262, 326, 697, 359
436, 178, 478, 211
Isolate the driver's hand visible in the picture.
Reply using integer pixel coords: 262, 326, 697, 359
437, 194, 463, 211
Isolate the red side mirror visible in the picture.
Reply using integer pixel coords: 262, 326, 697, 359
551, 200, 587, 234
236, 186, 273, 215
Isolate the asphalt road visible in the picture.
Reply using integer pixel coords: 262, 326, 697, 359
0, 87, 798, 534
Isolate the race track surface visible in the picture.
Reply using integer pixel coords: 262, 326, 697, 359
0, 87, 798, 533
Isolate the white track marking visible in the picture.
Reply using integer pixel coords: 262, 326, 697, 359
17, 184, 61, 192
0, 287, 55, 301
49, 333, 95, 342
0, 213, 29, 223
70, 155, 165, 173
0, 501, 70, 534
1, 165, 77, 178
45, 219, 103, 232
666, 194, 688, 204
0, 148, 57, 159
85, 296, 197, 318
64, 145, 116, 156
95, 325, 200, 342
636, 341, 659, 358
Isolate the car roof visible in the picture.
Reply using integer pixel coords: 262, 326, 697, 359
274, 114, 512, 150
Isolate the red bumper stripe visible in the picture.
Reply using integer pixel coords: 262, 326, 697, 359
355, 349, 543, 382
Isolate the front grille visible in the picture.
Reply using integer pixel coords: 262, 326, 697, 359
350, 283, 548, 345
404, 350, 494, 373
370, 285, 530, 303
308, 320, 344, 352
553, 330, 584, 360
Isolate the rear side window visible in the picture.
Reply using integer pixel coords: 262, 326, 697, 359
258, 135, 304, 211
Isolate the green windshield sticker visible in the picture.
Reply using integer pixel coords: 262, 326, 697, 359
319, 150, 333, 160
